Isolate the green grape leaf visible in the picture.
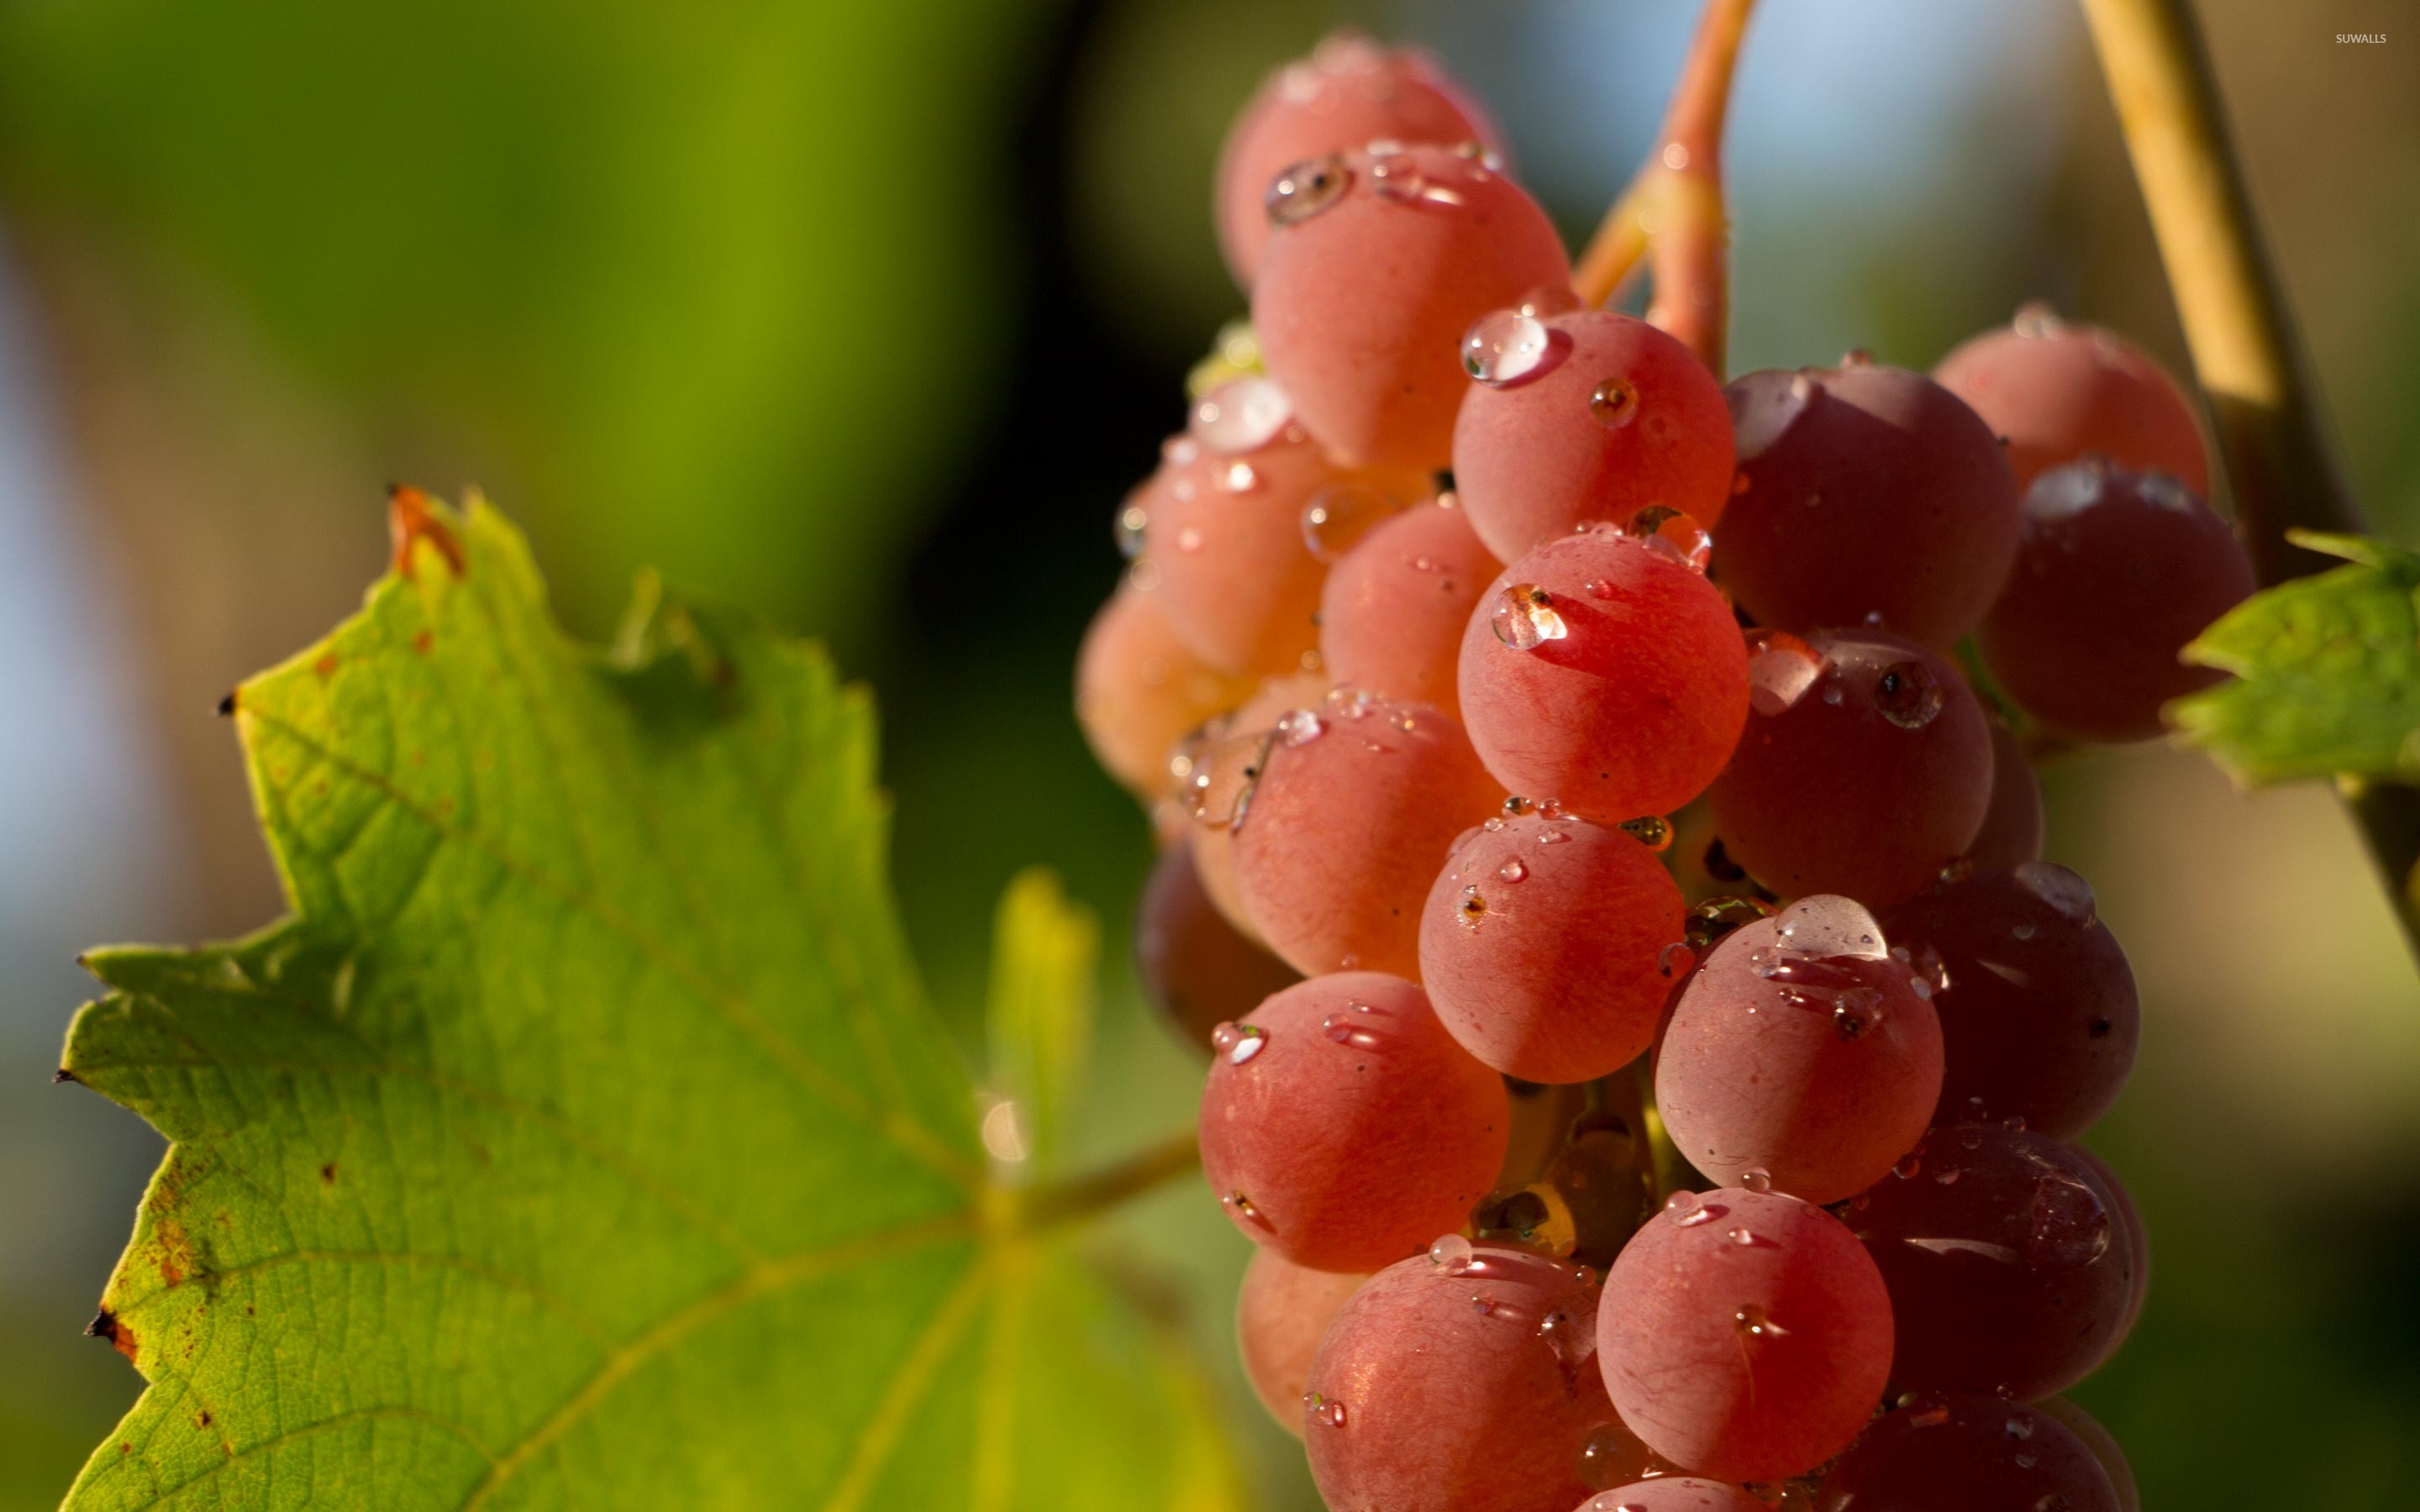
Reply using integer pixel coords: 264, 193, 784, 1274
984, 870, 1098, 1176
2170, 531, 2420, 785
57, 498, 1239, 1511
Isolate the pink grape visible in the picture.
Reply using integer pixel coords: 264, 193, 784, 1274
1231, 692, 1505, 977
1453, 308, 1737, 561
1980, 459, 2256, 743
1418, 812, 1686, 1084
1597, 1187, 1893, 1481
1966, 719, 2044, 869
1139, 381, 1423, 677
1318, 497, 1501, 708
1655, 897, 1944, 1204
1708, 628, 1994, 906
1198, 972, 1507, 1271
1881, 864, 2139, 1138
1075, 582, 1252, 796
1715, 360, 2020, 647
1456, 528, 1749, 822
1812, 1392, 2121, 1511
1215, 32, 1504, 291
1181, 672, 1335, 944
1236, 1248, 1369, 1436
1255, 143, 1572, 470
1134, 834, 1301, 1053
1569, 1480, 1767, 1512
1845, 1124, 2141, 1400
1303, 1244, 1614, 1512
1934, 305, 2210, 494
2036, 1396, 2140, 1512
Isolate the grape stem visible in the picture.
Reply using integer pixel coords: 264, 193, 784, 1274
1570, 0, 1760, 375
993, 1126, 1199, 1235
2080, 0, 2420, 957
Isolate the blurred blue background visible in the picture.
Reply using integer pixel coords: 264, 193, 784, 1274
1, 0, 2415, 1506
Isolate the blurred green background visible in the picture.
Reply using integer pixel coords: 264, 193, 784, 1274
0, 1, 2414, 1507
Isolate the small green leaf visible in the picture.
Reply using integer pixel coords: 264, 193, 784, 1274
2170, 531, 2420, 785
58, 498, 1237, 1511
985, 869, 1098, 1177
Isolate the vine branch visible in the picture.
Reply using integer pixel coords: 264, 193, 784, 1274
2080, 0, 2420, 954
1573, 0, 1759, 374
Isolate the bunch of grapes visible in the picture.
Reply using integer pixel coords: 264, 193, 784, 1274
1081, 32, 2254, 1512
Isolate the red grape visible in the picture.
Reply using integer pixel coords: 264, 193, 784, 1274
1255, 143, 1572, 470
1236, 1248, 1369, 1436
1715, 360, 2020, 647
1303, 1244, 1614, 1512
2036, 1395, 2139, 1512
1655, 897, 1944, 1203
1456, 528, 1749, 822
1845, 1124, 2141, 1400
1134, 834, 1301, 1053
1708, 629, 1993, 905
1215, 32, 1503, 291
1966, 718, 2044, 869
1812, 1392, 2121, 1511
1319, 497, 1501, 707
1980, 459, 2256, 743
1570, 1479, 1767, 1512
1881, 864, 2139, 1138
1934, 305, 2210, 495
2070, 1145, 2150, 1365
1452, 308, 1736, 561
1198, 972, 1507, 1270
1075, 582, 1253, 796
1418, 812, 1686, 1084
1597, 1187, 1893, 1481
1139, 380, 1422, 678
1231, 692, 1505, 976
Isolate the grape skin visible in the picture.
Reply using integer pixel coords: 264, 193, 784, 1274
1232, 694, 1505, 977
1303, 1245, 1613, 1512
1255, 143, 1572, 470
1965, 718, 2044, 869
1655, 900, 1944, 1204
1214, 33, 1503, 291
1074, 582, 1253, 796
1597, 1188, 1894, 1482
1979, 460, 2256, 743
1934, 312, 2210, 495
1236, 1248, 1369, 1436
1881, 864, 2139, 1139
1845, 1124, 2141, 1400
1318, 498, 1501, 708
1418, 813, 1686, 1084
1451, 308, 1737, 562
2035, 1395, 2139, 1512
1570, 1478, 1767, 1511
1134, 835, 1301, 1053
1715, 362, 2020, 648
1140, 409, 1420, 678
1183, 672, 1338, 944
1455, 529, 1749, 822
2069, 1145, 2149, 1368
1708, 629, 1994, 906
1198, 972, 1507, 1271
1811, 1392, 2120, 1511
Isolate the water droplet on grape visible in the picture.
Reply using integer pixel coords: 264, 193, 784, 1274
1210, 1021, 1267, 1064
1461, 309, 1557, 386
1588, 378, 1636, 427
1618, 815, 1672, 852
2012, 300, 2065, 339
1872, 659, 1943, 729
1428, 1233, 1475, 1273
1276, 709, 1326, 747
1491, 584, 1569, 649
1624, 506, 1712, 572
1744, 629, 1826, 715
1190, 376, 1292, 454
1300, 481, 1398, 562
1265, 155, 1352, 227
2012, 861, 2096, 923
1658, 942, 1695, 978
1497, 858, 1528, 883
1114, 504, 1148, 559
1734, 1303, 1788, 1337
1739, 1168, 1772, 1194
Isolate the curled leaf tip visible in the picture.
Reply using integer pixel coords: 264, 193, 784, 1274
387, 484, 466, 581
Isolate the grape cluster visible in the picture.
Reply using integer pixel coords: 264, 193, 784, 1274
1076, 33, 2251, 1511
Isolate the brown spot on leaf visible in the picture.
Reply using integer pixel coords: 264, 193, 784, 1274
196, 1410, 211, 1428
53, 1068, 77, 1084
320, 1162, 338, 1187
413, 628, 435, 655
388, 485, 466, 580
87, 1310, 139, 1363
313, 652, 340, 679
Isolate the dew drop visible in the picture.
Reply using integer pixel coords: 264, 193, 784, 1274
1734, 1304, 1788, 1337
1190, 376, 1292, 454
1276, 708, 1327, 747
1588, 378, 1636, 427
1300, 482, 1398, 562
1874, 660, 1944, 728
2012, 300, 2065, 338
1462, 309, 1556, 387
1619, 815, 1673, 852
1626, 506, 1712, 572
1497, 858, 1528, 883
2012, 861, 2097, 924
1212, 1022, 1267, 1064
1745, 629, 1826, 716
1428, 1233, 1476, 1274
1265, 155, 1352, 227
1114, 504, 1148, 559
1658, 942, 1695, 978
1491, 584, 1568, 649
1739, 1168, 1772, 1194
